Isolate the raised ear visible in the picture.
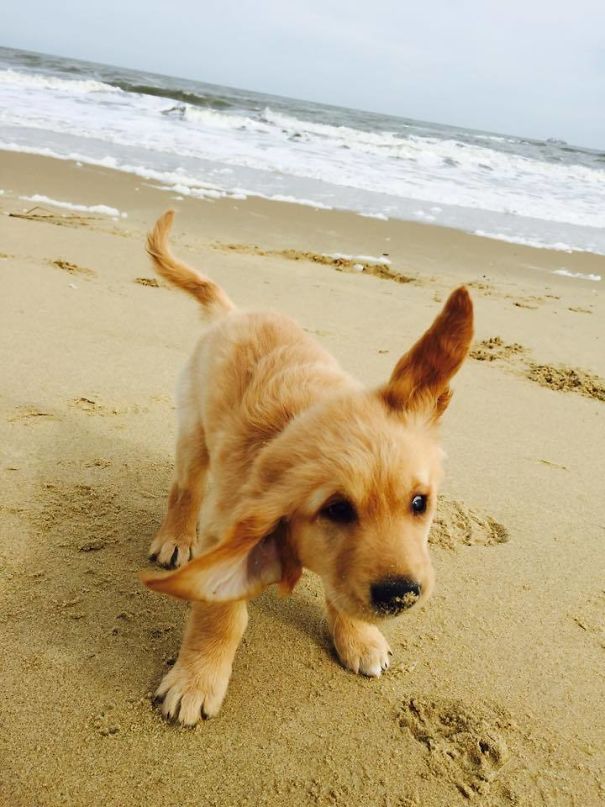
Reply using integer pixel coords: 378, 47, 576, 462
140, 519, 301, 603
380, 286, 473, 417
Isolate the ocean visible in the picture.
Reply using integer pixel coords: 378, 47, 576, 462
1, 46, 604, 256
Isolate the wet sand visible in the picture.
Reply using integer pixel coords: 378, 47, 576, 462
1, 151, 604, 806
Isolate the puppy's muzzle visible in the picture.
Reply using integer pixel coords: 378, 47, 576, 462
371, 577, 421, 615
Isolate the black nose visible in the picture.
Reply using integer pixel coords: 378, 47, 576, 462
371, 578, 421, 614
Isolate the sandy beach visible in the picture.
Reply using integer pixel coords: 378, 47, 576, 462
1, 150, 604, 806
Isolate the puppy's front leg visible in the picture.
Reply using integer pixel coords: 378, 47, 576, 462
326, 599, 391, 678
156, 601, 248, 725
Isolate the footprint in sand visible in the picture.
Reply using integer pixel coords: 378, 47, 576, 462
51, 258, 96, 279
506, 293, 546, 310
134, 277, 160, 287
467, 282, 553, 310
71, 397, 149, 415
512, 299, 540, 310
526, 364, 605, 403
471, 336, 605, 403
469, 336, 527, 363
213, 241, 417, 284
71, 397, 113, 415
8, 406, 59, 423
40, 482, 116, 521
83, 458, 112, 469
570, 591, 605, 649
399, 695, 514, 800
279, 248, 416, 284
430, 496, 509, 549
466, 280, 496, 297
33, 480, 157, 540
10, 208, 96, 229
303, 327, 333, 337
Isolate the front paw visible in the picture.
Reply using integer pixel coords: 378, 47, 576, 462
332, 621, 392, 678
155, 657, 231, 725
148, 532, 196, 568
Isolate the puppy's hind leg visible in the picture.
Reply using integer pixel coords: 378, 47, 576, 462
149, 417, 208, 569
326, 598, 392, 678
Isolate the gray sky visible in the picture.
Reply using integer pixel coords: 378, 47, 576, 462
3, 0, 604, 148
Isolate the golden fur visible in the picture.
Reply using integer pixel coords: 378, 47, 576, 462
141, 210, 474, 725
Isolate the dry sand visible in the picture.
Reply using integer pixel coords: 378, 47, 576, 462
1, 151, 604, 806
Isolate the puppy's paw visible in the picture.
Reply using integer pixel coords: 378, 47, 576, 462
148, 533, 195, 568
332, 621, 392, 678
155, 658, 231, 726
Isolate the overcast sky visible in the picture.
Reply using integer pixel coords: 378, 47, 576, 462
3, 0, 604, 148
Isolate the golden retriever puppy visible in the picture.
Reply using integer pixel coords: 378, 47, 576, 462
142, 210, 473, 726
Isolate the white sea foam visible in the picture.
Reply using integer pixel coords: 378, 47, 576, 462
360, 211, 388, 220
177, 104, 272, 134
20, 194, 127, 217
1, 57, 604, 254
0, 68, 120, 95
265, 194, 333, 209
553, 269, 601, 282
2, 67, 603, 233
326, 253, 391, 265
0, 142, 243, 202
261, 107, 406, 151
474, 230, 580, 252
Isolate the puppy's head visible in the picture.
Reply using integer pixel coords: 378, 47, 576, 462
142, 287, 473, 620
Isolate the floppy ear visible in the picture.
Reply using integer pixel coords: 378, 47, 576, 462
140, 518, 302, 603
381, 286, 473, 418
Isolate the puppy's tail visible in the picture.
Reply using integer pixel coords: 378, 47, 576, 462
146, 210, 235, 319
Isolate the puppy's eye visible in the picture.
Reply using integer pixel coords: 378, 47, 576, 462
411, 494, 428, 515
320, 499, 357, 524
